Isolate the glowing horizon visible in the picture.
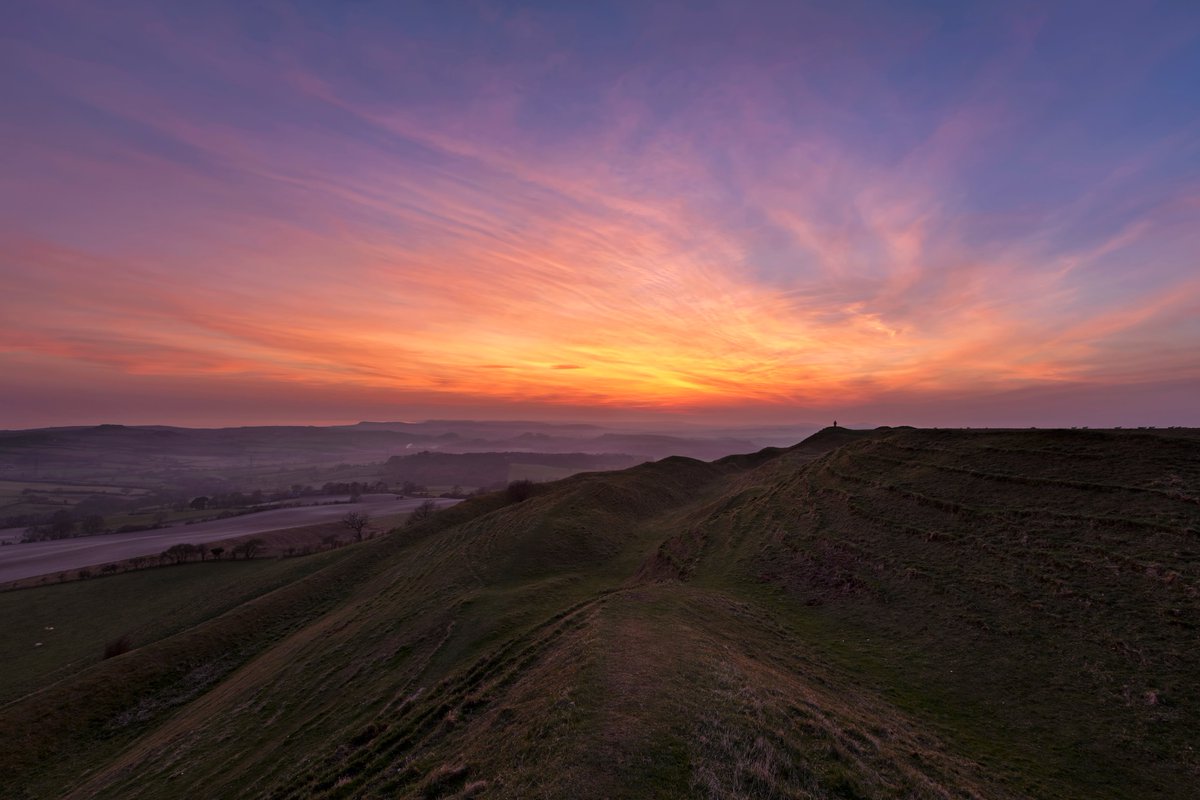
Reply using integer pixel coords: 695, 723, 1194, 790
2, 1, 1199, 429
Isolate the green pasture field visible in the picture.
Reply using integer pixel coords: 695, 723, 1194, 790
0, 548, 354, 706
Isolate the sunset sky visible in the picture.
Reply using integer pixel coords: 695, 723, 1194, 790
3, 1, 1199, 428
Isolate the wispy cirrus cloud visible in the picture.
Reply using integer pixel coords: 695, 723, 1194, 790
1, 0, 1198, 426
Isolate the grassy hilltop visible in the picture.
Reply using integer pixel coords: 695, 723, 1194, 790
1, 427, 1198, 799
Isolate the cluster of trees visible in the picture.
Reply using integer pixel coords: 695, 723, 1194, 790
47, 538, 272, 585
22, 509, 109, 541
341, 512, 371, 541
159, 539, 266, 564
3, 487, 175, 532
318, 481, 389, 499
1, 510, 45, 530
187, 491, 265, 510
186, 481, 391, 511
23, 509, 178, 541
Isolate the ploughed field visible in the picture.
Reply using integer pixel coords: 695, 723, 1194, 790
1, 427, 1197, 799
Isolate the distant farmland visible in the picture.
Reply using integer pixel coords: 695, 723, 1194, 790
0, 495, 459, 585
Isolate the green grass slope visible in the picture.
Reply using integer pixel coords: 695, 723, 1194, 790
0, 553, 354, 705
1, 428, 1197, 799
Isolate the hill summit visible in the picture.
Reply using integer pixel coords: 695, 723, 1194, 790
2, 427, 1198, 798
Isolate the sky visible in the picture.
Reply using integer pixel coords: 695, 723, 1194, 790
2, 0, 1198, 429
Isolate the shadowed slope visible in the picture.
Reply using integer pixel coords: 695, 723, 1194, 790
2, 428, 1197, 799
707, 428, 1200, 796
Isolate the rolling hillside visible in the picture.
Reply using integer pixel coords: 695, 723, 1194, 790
2, 427, 1197, 799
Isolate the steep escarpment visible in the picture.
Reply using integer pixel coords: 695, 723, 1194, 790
2, 428, 1197, 799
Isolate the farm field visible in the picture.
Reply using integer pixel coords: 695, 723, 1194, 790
0, 549, 354, 705
0, 479, 146, 518
0, 495, 459, 585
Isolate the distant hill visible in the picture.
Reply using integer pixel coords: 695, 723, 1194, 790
0, 420, 790, 489
382, 451, 639, 489
2, 427, 1197, 798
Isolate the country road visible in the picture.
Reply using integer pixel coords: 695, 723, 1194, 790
0, 494, 460, 584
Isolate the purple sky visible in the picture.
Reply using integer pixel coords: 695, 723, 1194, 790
2, 1, 1198, 428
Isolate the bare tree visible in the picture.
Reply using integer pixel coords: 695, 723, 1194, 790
341, 511, 370, 542
405, 499, 439, 527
